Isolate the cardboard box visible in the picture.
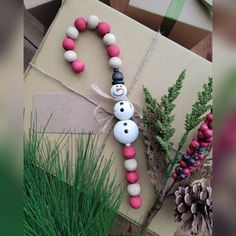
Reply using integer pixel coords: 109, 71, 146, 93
24, 0, 62, 28
126, 0, 212, 49
24, 0, 212, 234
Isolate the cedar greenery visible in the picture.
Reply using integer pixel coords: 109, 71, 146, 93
140, 71, 213, 236
143, 69, 186, 163
24, 126, 123, 236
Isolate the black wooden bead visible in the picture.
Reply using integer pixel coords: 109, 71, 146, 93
112, 71, 124, 81
112, 80, 124, 85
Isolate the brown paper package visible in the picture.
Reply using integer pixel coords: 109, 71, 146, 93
24, 0, 212, 235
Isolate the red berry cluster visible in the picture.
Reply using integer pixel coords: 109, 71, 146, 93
172, 112, 213, 181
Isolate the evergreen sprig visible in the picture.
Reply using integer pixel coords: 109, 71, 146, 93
177, 77, 213, 149
143, 70, 186, 162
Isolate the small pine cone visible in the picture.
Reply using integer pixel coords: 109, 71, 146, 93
174, 182, 213, 235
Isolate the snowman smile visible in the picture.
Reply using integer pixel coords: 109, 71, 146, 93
113, 91, 125, 97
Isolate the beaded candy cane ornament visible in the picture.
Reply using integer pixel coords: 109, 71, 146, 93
62, 15, 142, 209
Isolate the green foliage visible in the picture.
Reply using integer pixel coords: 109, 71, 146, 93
143, 70, 186, 162
24, 128, 123, 236
185, 77, 213, 132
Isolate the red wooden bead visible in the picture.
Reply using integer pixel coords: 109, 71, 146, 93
208, 122, 212, 129
126, 171, 139, 184
197, 130, 204, 139
189, 166, 194, 172
107, 45, 120, 57
190, 139, 200, 150
193, 160, 201, 168
129, 195, 142, 209
62, 38, 75, 50
74, 17, 87, 32
200, 123, 209, 132
179, 160, 187, 168
97, 22, 110, 35
204, 129, 213, 138
183, 168, 190, 176
200, 141, 208, 148
122, 146, 136, 159
172, 172, 177, 179
205, 113, 213, 123
186, 148, 195, 156
71, 59, 85, 73
207, 137, 213, 143
197, 154, 204, 161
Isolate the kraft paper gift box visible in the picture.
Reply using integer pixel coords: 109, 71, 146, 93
126, 0, 212, 49
24, 0, 212, 235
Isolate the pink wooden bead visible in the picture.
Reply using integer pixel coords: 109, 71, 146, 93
183, 168, 190, 176
208, 122, 212, 129
122, 146, 136, 159
126, 171, 139, 184
74, 17, 87, 32
197, 130, 204, 139
200, 123, 209, 132
179, 160, 187, 168
205, 113, 213, 123
71, 59, 85, 73
129, 195, 142, 209
172, 172, 177, 180
197, 154, 204, 161
62, 38, 75, 50
107, 45, 120, 57
189, 166, 194, 172
186, 148, 195, 156
190, 139, 200, 150
204, 129, 213, 138
193, 160, 201, 168
97, 22, 110, 35
200, 141, 208, 148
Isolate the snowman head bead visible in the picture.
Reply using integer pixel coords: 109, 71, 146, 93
114, 101, 134, 120
113, 120, 139, 144
110, 84, 127, 100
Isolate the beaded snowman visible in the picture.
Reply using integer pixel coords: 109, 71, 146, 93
62, 15, 142, 209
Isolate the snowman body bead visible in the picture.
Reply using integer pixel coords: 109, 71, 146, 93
113, 120, 139, 144
113, 101, 134, 120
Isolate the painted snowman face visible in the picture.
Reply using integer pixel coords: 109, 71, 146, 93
113, 120, 139, 144
110, 84, 127, 100
113, 101, 134, 120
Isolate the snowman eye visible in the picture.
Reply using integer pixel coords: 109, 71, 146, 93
123, 123, 127, 126
120, 102, 124, 105
120, 108, 124, 112
124, 129, 129, 134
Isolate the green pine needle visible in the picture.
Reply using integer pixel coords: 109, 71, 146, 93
24, 127, 123, 236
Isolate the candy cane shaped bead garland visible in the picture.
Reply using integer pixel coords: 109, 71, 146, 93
62, 15, 142, 209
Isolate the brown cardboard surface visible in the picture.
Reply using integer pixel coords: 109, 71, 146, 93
24, 0, 212, 234
126, 0, 212, 48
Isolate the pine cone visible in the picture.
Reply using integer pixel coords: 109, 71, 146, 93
174, 182, 213, 235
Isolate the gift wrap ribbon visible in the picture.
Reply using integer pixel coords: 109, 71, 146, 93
160, 0, 186, 37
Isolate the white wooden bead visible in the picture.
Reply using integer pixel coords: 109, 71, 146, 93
109, 57, 122, 69
124, 159, 137, 171
113, 101, 134, 120
127, 183, 141, 196
113, 120, 139, 144
87, 15, 100, 29
66, 26, 79, 39
64, 50, 77, 62
103, 33, 117, 46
